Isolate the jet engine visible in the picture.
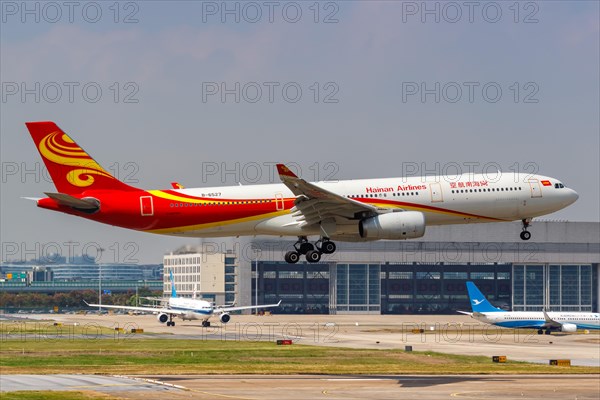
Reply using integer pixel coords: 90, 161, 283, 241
359, 211, 426, 240
220, 313, 231, 324
157, 313, 169, 324
560, 323, 577, 333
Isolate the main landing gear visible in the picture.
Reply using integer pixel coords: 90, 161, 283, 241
167, 315, 175, 327
284, 236, 337, 264
520, 218, 532, 241
202, 320, 211, 327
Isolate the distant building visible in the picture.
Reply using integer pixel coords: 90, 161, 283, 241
163, 245, 238, 305
241, 221, 599, 314
0, 261, 163, 294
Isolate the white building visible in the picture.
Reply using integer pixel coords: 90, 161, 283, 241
163, 245, 238, 305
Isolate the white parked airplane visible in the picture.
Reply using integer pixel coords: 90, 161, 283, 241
86, 271, 281, 327
26, 121, 579, 264
460, 281, 600, 334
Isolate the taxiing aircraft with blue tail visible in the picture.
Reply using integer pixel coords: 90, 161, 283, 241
459, 281, 600, 334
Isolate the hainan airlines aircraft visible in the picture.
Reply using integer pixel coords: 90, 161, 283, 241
25, 121, 579, 264
86, 271, 281, 327
460, 282, 600, 334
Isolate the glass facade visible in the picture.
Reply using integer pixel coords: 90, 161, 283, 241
513, 264, 594, 311
253, 262, 329, 314
333, 264, 381, 313
382, 264, 511, 313
253, 260, 596, 314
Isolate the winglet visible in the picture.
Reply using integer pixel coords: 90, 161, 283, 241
276, 164, 298, 178
277, 300, 282, 306
465, 281, 504, 313
171, 182, 185, 189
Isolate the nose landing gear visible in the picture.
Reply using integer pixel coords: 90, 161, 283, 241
520, 218, 532, 240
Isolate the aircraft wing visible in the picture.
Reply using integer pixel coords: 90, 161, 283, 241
456, 311, 472, 316
84, 302, 187, 316
542, 309, 562, 329
214, 300, 282, 314
276, 163, 383, 228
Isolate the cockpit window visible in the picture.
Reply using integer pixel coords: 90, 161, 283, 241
554, 182, 565, 189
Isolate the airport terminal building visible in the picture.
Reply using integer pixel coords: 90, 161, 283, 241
238, 221, 599, 314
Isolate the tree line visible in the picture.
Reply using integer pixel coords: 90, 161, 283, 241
0, 288, 161, 310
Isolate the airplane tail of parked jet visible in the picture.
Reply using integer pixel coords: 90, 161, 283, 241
169, 270, 177, 298
25, 121, 137, 194
466, 281, 505, 313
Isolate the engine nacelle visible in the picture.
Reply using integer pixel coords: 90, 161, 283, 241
359, 211, 426, 240
157, 313, 169, 324
560, 323, 577, 333
220, 313, 231, 324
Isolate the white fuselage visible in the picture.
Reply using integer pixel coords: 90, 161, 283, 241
168, 297, 213, 321
474, 311, 600, 330
159, 172, 578, 239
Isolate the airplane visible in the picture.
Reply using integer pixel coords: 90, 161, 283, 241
460, 281, 600, 334
86, 271, 281, 327
25, 121, 579, 264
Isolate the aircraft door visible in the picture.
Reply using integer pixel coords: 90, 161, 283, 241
140, 196, 154, 216
275, 193, 285, 211
430, 183, 443, 203
528, 179, 542, 198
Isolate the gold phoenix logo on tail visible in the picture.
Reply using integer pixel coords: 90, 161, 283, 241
38, 131, 115, 188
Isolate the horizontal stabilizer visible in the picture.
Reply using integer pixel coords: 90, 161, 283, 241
45, 192, 99, 211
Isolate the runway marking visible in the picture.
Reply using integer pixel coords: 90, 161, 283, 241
69, 384, 140, 388
186, 389, 258, 399
112, 375, 187, 390
324, 378, 388, 381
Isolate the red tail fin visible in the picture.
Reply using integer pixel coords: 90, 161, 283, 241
26, 121, 137, 194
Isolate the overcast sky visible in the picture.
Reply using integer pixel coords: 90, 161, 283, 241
1, 1, 598, 264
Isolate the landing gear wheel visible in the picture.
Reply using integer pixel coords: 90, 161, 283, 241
520, 218, 532, 241
167, 321, 175, 327
537, 329, 543, 335
285, 251, 300, 264
319, 241, 336, 254
306, 250, 321, 263
202, 320, 211, 327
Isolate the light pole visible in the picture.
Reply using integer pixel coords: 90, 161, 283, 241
98, 263, 102, 312
97, 248, 104, 312
252, 246, 261, 315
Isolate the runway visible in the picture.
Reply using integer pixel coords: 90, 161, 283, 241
2, 374, 599, 399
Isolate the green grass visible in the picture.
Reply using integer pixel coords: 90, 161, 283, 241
0, 321, 125, 337
1, 339, 597, 375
